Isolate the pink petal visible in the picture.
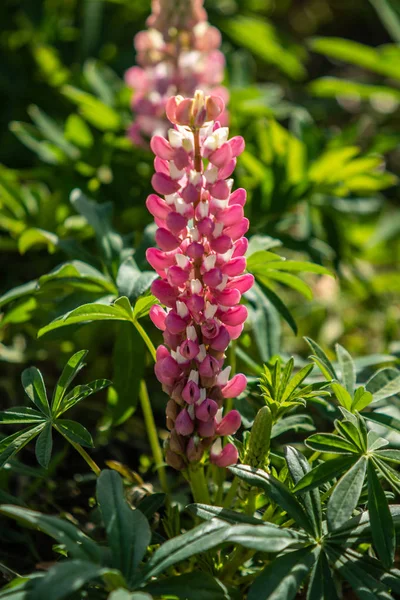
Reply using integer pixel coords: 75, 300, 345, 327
221, 374, 247, 398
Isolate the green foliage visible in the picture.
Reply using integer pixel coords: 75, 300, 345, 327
0, 350, 110, 468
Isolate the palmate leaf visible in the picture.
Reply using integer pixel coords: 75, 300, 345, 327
327, 457, 367, 531
248, 546, 319, 600
367, 461, 395, 569
96, 470, 151, 586
229, 465, 314, 535
0, 505, 101, 562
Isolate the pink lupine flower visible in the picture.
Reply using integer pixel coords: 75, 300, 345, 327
125, 0, 228, 145
147, 90, 253, 470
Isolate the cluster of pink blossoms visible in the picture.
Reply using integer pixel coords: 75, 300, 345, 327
146, 91, 253, 470
125, 0, 228, 146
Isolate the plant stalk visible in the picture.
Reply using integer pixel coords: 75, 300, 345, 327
188, 464, 211, 504
139, 379, 169, 493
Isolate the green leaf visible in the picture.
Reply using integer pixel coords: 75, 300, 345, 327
248, 547, 319, 600
97, 470, 151, 584
35, 423, 53, 469
143, 519, 303, 582
70, 189, 123, 264
30, 560, 105, 600
369, 0, 400, 42
111, 323, 145, 425
144, 572, 230, 600
61, 85, 121, 131
281, 364, 314, 403
328, 547, 395, 599
327, 457, 367, 531
137, 493, 165, 520
306, 551, 339, 600
52, 350, 88, 416
366, 368, 400, 401
351, 387, 373, 412
374, 449, 400, 464
109, 592, 153, 600
247, 250, 284, 272
132, 295, 157, 320
38, 300, 133, 337
305, 433, 358, 454
256, 277, 297, 334
364, 412, 400, 434
246, 283, 281, 361
285, 446, 322, 537
368, 461, 395, 568
28, 105, 79, 159
267, 261, 333, 276
310, 76, 400, 105
10, 121, 65, 164
265, 270, 313, 300
293, 455, 357, 494
229, 465, 314, 535
336, 344, 356, 396
21, 367, 50, 416
222, 16, 307, 80
61, 379, 111, 413
304, 338, 337, 380
55, 420, 93, 447
309, 37, 400, 79
327, 505, 400, 546
0, 280, 38, 309
65, 114, 94, 148
186, 504, 262, 525
271, 414, 315, 438
0, 425, 46, 468
116, 259, 158, 301
0, 407, 45, 424
0, 505, 101, 562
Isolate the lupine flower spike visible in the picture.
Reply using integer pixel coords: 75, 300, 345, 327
146, 90, 254, 469
125, 0, 228, 145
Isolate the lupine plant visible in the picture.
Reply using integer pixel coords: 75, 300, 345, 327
125, 0, 228, 145
1, 1, 400, 599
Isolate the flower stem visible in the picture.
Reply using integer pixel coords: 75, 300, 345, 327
139, 379, 169, 493
133, 318, 157, 362
222, 476, 239, 508
188, 464, 211, 504
64, 436, 101, 476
